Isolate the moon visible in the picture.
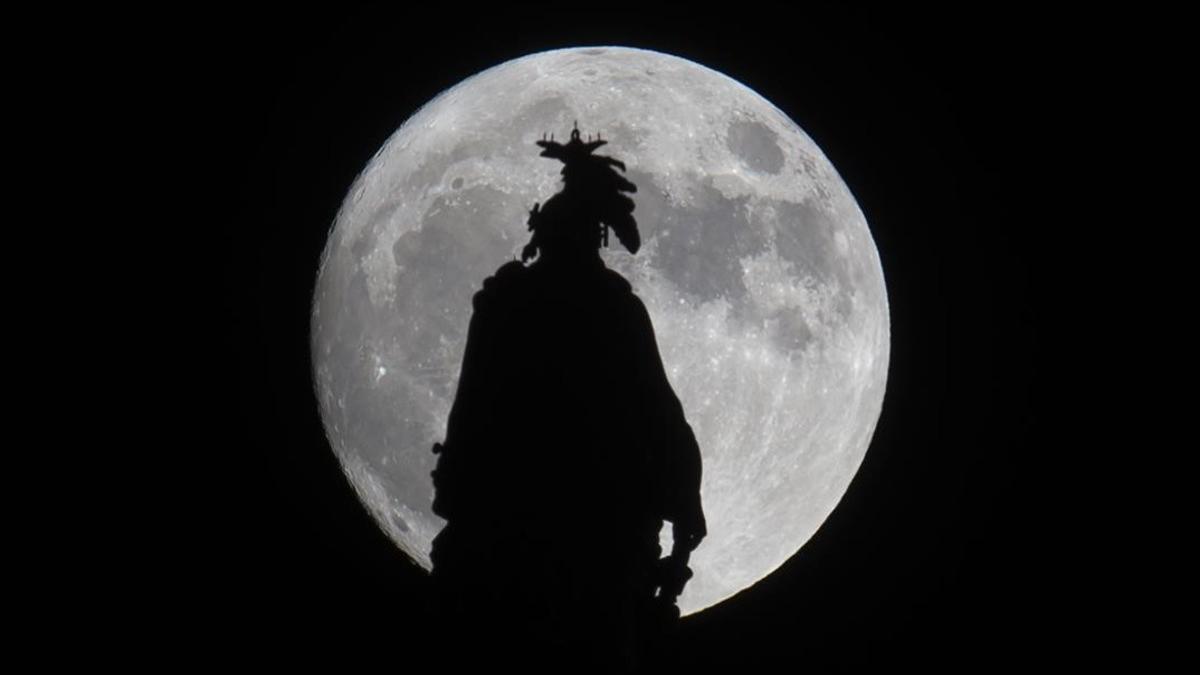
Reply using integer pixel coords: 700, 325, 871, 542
311, 46, 889, 615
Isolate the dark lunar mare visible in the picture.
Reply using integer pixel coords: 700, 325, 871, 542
428, 128, 706, 672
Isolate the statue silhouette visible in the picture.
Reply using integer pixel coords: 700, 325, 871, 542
428, 124, 706, 672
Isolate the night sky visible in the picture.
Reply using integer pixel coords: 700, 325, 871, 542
141, 5, 1118, 671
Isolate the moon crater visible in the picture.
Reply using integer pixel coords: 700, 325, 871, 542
727, 118, 785, 174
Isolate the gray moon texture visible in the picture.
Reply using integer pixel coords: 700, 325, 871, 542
311, 47, 889, 615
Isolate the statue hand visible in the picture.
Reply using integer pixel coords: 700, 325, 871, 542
672, 514, 706, 554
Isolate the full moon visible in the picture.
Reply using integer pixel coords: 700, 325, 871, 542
311, 47, 889, 615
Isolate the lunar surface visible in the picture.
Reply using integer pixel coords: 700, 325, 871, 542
311, 47, 889, 615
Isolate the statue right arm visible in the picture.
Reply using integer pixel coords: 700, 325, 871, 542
431, 273, 510, 519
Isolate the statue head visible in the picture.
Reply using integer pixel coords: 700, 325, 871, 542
523, 125, 641, 263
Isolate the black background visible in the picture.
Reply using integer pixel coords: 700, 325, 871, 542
143, 4, 1118, 671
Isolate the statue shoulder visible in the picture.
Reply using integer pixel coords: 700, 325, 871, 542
473, 260, 529, 310
594, 269, 656, 334
598, 266, 634, 295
